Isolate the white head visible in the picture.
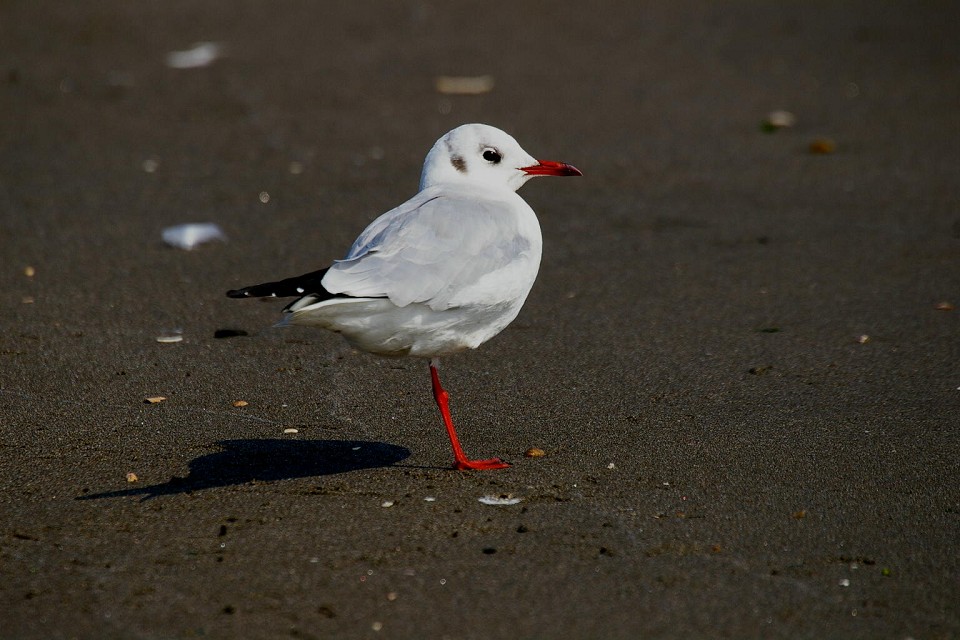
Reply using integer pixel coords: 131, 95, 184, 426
419, 123, 581, 192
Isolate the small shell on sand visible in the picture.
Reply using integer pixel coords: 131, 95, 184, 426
435, 75, 495, 95
478, 494, 522, 506
166, 42, 222, 69
162, 223, 227, 250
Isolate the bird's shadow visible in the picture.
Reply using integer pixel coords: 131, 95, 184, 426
76, 439, 411, 501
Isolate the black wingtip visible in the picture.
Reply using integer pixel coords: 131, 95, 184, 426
226, 268, 331, 300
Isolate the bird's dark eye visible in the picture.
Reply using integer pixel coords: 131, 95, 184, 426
482, 148, 502, 164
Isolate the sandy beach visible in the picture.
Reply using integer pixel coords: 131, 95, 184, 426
1, 2, 958, 637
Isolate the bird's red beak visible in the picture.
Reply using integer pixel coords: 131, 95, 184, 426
521, 160, 583, 177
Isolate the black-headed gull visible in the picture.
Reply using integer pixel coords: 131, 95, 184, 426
228, 124, 581, 470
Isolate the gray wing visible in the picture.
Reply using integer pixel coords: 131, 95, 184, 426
321, 187, 532, 310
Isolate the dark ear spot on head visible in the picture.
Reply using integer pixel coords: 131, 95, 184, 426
450, 154, 467, 173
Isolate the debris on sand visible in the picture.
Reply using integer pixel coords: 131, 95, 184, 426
761, 110, 796, 132
809, 137, 836, 154
166, 42, 222, 69
478, 494, 522, 506
435, 75, 495, 95
162, 223, 227, 250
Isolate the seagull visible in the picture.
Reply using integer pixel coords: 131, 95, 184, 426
227, 124, 581, 470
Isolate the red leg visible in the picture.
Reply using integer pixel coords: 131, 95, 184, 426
429, 359, 509, 470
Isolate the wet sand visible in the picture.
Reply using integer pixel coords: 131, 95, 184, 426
1, 2, 958, 638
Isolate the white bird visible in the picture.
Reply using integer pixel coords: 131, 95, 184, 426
228, 124, 581, 470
